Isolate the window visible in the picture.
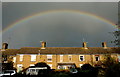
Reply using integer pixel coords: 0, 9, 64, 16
95, 55, 100, 61
3, 57, 7, 61
60, 55, 63, 62
3, 55, 7, 61
20, 55, 23, 61
68, 55, 72, 61
17, 64, 23, 72
47, 55, 52, 62
30, 64, 34, 66
13, 57, 16, 63
79, 64, 83, 67
79, 55, 84, 61
63, 66, 67, 69
31, 55, 36, 61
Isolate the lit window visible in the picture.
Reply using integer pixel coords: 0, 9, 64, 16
79, 55, 84, 61
20, 55, 23, 61
31, 55, 36, 61
60, 55, 63, 62
68, 55, 72, 61
95, 55, 100, 61
47, 55, 52, 62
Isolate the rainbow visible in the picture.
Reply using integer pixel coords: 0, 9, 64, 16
2, 9, 119, 33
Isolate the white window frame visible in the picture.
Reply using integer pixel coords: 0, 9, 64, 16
17, 64, 23, 67
17, 64, 23, 72
13, 57, 16, 63
30, 64, 35, 66
68, 55, 72, 61
19, 55, 23, 61
30, 55, 37, 62
47, 55, 52, 62
79, 55, 85, 61
60, 55, 63, 62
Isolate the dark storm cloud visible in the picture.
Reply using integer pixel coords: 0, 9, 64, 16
2, 2, 118, 48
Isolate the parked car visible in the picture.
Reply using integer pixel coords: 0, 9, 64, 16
0, 72, 4, 77
26, 67, 48, 75
0, 70, 16, 76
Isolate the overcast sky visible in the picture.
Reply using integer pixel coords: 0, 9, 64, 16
2, 0, 120, 2
1, 2, 119, 49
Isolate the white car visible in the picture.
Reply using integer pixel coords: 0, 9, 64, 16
0, 70, 16, 76
26, 67, 47, 75
0, 72, 4, 77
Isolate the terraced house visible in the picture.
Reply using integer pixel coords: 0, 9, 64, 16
1, 42, 120, 72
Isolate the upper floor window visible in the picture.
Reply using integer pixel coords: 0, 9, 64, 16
31, 55, 36, 61
79, 55, 85, 61
68, 55, 72, 61
60, 55, 63, 62
13, 57, 16, 63
47, 55, 52, 62
20, 55, 23, 61
95, 55, 100, 61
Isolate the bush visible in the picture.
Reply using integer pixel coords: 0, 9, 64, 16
98, 55, 120, 77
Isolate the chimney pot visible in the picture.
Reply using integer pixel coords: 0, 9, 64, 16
2, 43, 8, 49
83, 42, 88, 49
41, 41, 46, 49
102, 42, 107, 49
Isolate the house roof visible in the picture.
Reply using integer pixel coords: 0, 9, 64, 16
1, 49, 19, 55
1, 47, 120, 55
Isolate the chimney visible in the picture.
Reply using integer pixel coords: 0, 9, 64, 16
2, 43, 8, 49
102, 42, 107, 49
1, 43, 8, 51
41, 41, 46, 49
83, 42, 88, 49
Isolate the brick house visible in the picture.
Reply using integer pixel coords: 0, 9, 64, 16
1, 42, 120, 72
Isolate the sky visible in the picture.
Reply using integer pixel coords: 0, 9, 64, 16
1, 2, 119, 49
2, 0, 120, 2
